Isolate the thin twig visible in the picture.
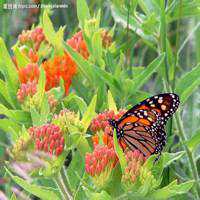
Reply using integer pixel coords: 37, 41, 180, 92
175, 112, 200, 198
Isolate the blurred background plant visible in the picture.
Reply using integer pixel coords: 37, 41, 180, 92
0, 0, 199, 199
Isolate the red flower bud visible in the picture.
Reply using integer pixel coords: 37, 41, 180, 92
29, 124, 64, 157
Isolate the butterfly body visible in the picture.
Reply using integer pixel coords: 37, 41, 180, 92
109, 93, 180, 161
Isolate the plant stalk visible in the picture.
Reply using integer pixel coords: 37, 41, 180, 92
175, 112, 200, 198
54, 172, 73, 200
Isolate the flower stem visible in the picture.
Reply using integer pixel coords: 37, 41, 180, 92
175, 112, 200, 198
54, 172, 73, 200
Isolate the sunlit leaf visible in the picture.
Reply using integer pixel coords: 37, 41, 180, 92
77, 0, 90, 28
186, 129, 200, 152
107, 90, 117, 113
149, 180, 194, 199
175, 63, 200, 104
111, 4, 156, 43
6, 168, 60, 200
81, 94, 97, 133
12, 46, 30, 68
128, 54, 165, 95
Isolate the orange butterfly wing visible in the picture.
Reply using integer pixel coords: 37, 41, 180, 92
112, 93, 179, 158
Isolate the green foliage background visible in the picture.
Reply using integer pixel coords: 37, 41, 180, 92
0, 0, 200, 199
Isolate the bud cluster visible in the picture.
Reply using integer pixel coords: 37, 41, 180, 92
90, 109, 126, 135
67, 31, 89, 59
122, 150, 145, 187
101, 29, 112, 48
18, 27, 46, 51
17, 81, 37, 103
12, 135, 32, 160
29, 124, 65, 156
52, 109, 84, 134
28, 48, 39, 63
85, 145, 117, 187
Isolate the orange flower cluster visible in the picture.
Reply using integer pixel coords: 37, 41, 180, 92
42, 31, 89, 94
18, 63, 40, 84
17, 28, 89, 94
42, 54, 77, 93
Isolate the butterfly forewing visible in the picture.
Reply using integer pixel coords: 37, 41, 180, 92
111, 93, 180, 159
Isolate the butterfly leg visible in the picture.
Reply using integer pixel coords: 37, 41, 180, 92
153, 151, 161, 164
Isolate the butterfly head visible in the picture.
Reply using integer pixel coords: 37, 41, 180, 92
108, 119, 117, 129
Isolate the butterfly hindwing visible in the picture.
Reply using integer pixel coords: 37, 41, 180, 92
110, 93, 180, 160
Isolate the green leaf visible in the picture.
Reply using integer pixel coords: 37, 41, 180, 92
0, 80, 13, 107
110, 4, 156, 43
77, 0, 90, 28
12, 46, 30, 68
93, 65, 122, 97
186, 128, 200, 152
162, 151, 185, 167
85, 190, 112, 200
63, 42, 94, 85
129, 54, 165, 94
81, 94, 97, 133
0, 37, 18, 88
175, 63, 200, 104
149, 180, 194, 200
0, 104, 31, 126
107, 90, 117, 113
91, 31, 105, 68
0, 37, 19, 108
141, 13, 159, 35
144, 151, 185, 180
113, 129, 126, 173
167, 1, 200, 22
0, 119, 21, 140
30, 108, 47, 126
42, 10, 64, 51
6, 168, 60, 200
63, 93, 87, 115
10, 194, 18, 200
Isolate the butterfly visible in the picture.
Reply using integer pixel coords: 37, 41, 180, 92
109, 93, 180, 162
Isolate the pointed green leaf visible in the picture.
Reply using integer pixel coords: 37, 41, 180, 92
0, 37, 18, 87
149, 180, 194, 199
110, 4, 156, 43
129, 54, 165, 94
175, 63, 200, 104
92, 31, 105, 68
113, 129, 126, 173
12, 46, 30, 68
0, 37, 19, 108
42, 10, 64, 51
77, 0, 90, 28
6, 168, 60, 200
107, 90, 117, 113
63, 93, 87, 115
81, 94, 97, 133
63, 42, 94, 85
0, 119, 21, 140
186, 129, 200, 152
